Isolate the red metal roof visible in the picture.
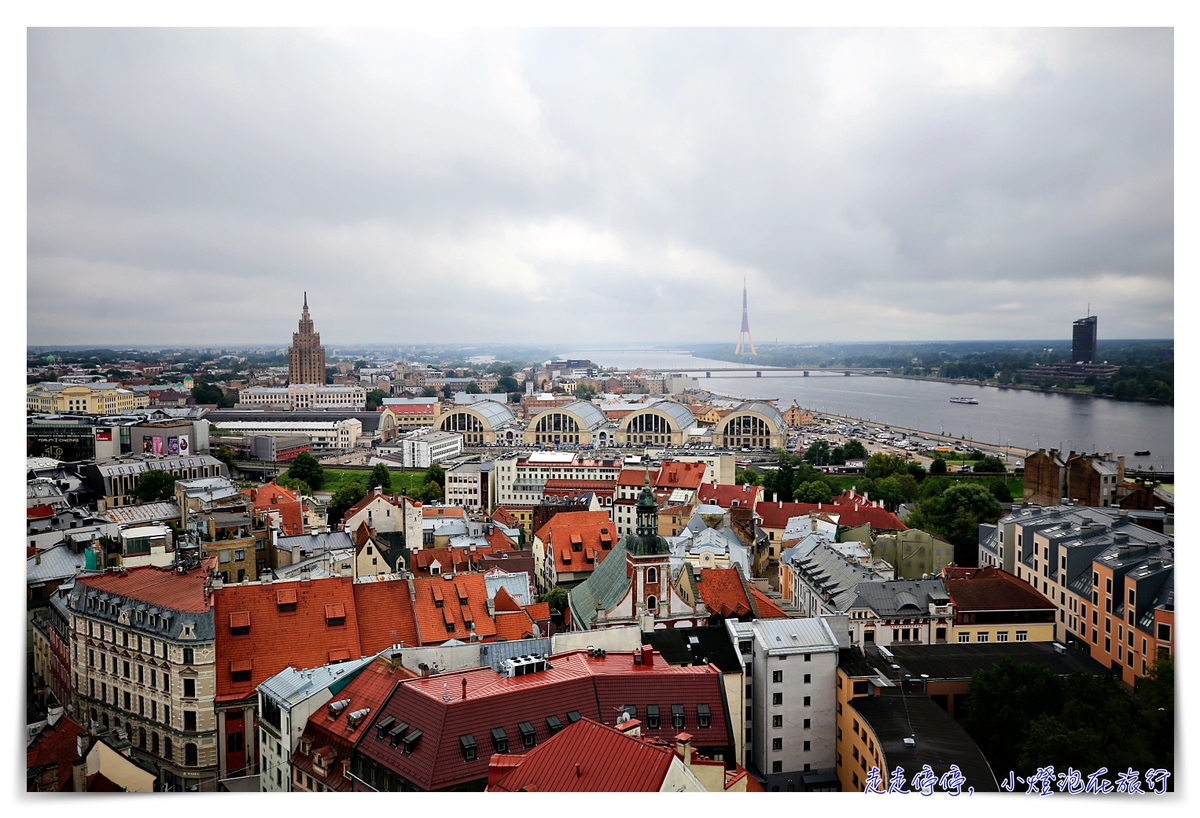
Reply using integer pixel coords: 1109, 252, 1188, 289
755, 498, 906, 531
213, 577, 362, 703
487, 717, 676, 791
243, 481, 304, 536
76, 564, 212, 613
697, 483, 762, 510
27, 715, 87, 791
354, 649, 731, 791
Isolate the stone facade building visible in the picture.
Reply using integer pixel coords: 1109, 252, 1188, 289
288, 293, 326, 386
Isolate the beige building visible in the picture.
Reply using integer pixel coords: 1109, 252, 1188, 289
711, 402, 786, 450
524, 401, 608, 447
857, 529, 955, 580
287, 293, 326, 385
615, 402, 696, 447
27, 382, 148, 414
68, 564, 220, 792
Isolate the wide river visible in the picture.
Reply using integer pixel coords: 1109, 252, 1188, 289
561, 349, 1175, 471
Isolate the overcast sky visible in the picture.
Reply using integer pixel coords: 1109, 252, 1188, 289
27, 27, 1173, 348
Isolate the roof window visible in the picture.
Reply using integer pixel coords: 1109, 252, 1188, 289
566, 710, 582, 724
697, 703, 711, 729
546, 715, 563, 735
401, 729, 423, 755
460, 734, 478, 761
388, 721, 409, 747
276, 588, 297, 612
491, 727, 509, 754
432, 585, 444, 608
374, 715, 395, 740
229, 611, 251, 636
231, 659, 252, 683
646, 704, 660, 729
325, 603, 346, 626
671, 704, 685, 728
518, 721, 536, 748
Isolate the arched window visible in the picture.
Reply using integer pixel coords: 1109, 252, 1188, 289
646, 567, 658, 585
647, 596, 659, 613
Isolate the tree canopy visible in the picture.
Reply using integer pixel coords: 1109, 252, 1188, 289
133, 469, 177, 503
365, 389, 388, 411
286, 451, 325, 491
327, 480, 366, 526
367, 462, 393, 493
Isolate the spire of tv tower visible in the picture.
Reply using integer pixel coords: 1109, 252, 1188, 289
735, 276, 757, 356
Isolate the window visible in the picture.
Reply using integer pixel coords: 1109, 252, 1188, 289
460, 734, 478, 761
773, 715, 783, 728
567, 710, 582, 724
228, 731, 244, 752
184, 710, 197, 731
672, 704, 685, 729
185, 743, 198, 767
138, 665, 144, 684
235, 549, 245, 561
164, 737, 172, 760
977, 632, 990, 643
1016, 631, 1028, 642
997, 631, 1009, 642
547, 715, 564, 735
183, 648, 194, 665
123, 691, 131, 710
958, 632, 971, 643
646, 566, 657, 584
151, 701, 157, 721
518, 721, 536, 748
804, 653, 811, 662
773, 737, 783, 751
164, 705, 170, 725
772, 692, 783, 706
804, 674, 811, 684
803, 718, 810, 729
152, 732, 159, 755
772, 670, 783, 683
183, 678, 196, 698
804, 740, 811, 751
803, 696, 811, 707
697, 703, 711, 729
1106, 577, 1113, 594
491, 727, 509, 754
853, 680, 868, 695
772, 761, 783, 774
1158, 623, 1171, 642
123, 661, 131, 678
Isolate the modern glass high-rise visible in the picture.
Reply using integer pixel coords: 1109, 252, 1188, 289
1072, 315, 1097, 364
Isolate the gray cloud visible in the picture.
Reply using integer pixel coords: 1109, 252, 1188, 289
28, 27, 1173, 346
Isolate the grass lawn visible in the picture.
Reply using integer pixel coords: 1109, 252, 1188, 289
319, 468, 429, 495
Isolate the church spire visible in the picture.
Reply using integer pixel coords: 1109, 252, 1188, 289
303, 290, 308, 311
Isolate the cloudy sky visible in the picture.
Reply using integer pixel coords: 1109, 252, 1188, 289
27, 27, 1173, 347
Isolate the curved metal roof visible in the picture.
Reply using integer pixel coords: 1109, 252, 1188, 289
556, 401, 606, 430
441, 401, 515, 429
620, 401, 696, 431
722, 401, 785, 431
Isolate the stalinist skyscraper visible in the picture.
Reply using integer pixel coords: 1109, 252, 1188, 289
288, 292, 327, 385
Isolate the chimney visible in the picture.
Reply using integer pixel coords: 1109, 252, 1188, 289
462, 677, 468, 700
291, 543, 302, 565
76, 731, 91, 759
675, 732, 693, 764
35, 551, 41, 565
640, 644, 655, 667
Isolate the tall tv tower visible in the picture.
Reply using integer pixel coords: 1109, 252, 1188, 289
735, 277, 757, 356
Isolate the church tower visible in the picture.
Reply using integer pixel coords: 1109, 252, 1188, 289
288, 292, 327, 385
627, 470, 672, 623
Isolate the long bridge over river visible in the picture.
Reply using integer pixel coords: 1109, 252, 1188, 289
672, 366, 892, 377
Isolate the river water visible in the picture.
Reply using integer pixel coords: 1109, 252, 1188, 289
561, 349, 1174, 471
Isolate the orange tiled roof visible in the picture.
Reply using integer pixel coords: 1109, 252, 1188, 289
748, 587, 789, 619
657, 461, 706, 490
524, 601, 552, 621
533, 510, 611, 543
244, 481, 304, 536
423, 506, 465, 519
411, 573, 496, 643
27, 715, 87, 791
76, 564, 212, 613
697, 483, 761, 510
494, 609, 537, 641
695, 568, 754, 618
537, 512, 618, 576
213, 577, 363, 703
352, 579, 420, 652
493, 586, 522, 612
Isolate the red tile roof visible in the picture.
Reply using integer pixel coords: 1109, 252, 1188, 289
291, 657, 414, 791
490, 508, 519, 528
76, 564, 212, 613
487, 717, 677, 792
352, 579, 420, 652
524, 602, 551, 622
494, 610, 537, 641
410, 573, 497, 643
943, 566, 1057, 612
28, 505, 56, 520
492, 586, 521, 613
243, 481, 304, 536
755, 498, 906, 532
213, 577, 363, 703
695, 568, 753, 618
657, 461, 707, 490
27, 715, 87, 791
697, 483, 762, 510
748, 587, 790, 619
383, 403, 439, 415
423, 506, 465, 519
355, 648, 731, 792
485, 528, 517, 550
535, 511, 617, 577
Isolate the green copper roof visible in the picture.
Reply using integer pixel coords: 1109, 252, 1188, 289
568, 538, 632, 630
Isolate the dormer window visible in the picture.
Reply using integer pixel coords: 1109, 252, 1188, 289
324, 603, 346, 627
401, 729, 422, 756
432, 586, 444, 608
229, 611, 250, 636
276, 588, 297, 612
300, 738, 312, 754
646, 704, 660, 729
697, 703, 711, 729
672, 704, 685, 729
546, 715, 563, 735
374, 715, 395, 740
388, 721, 409, 747
491, 727, 509, 754
571, 534, 583, 552
566, 710, 581, 724
231, 659, 252, 683
460, 734, 478, 761
518, 721, 536, 748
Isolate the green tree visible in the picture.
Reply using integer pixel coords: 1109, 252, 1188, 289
419, 480, 444, 504
989, 480, 1012, 503
465, 381, 482, 394
213, 445, 237, 474
365, 389, 388, 411
277, 476, 312, 495
327, 480, 366, 526
842, 439, 867, 459
974, 456, 1006, 473
442, 383, 453, 399
929, 456, 947, 475
964, 659, 1065, 776
735, 467, 762, 486
286, 451, 325, 491
896, 473, 919, 504
573, 383, 598, 401
493, 375, 519, 393
424, 463, 446, 489
133, 469, 177, 503
367, 462, 393, 493
927, 482, 1003, 563
803, 440, 831, 465
865, 453, 908, 479
539, 587, 569, 612
793, 481, 832, 504
421, 387, 439, 398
